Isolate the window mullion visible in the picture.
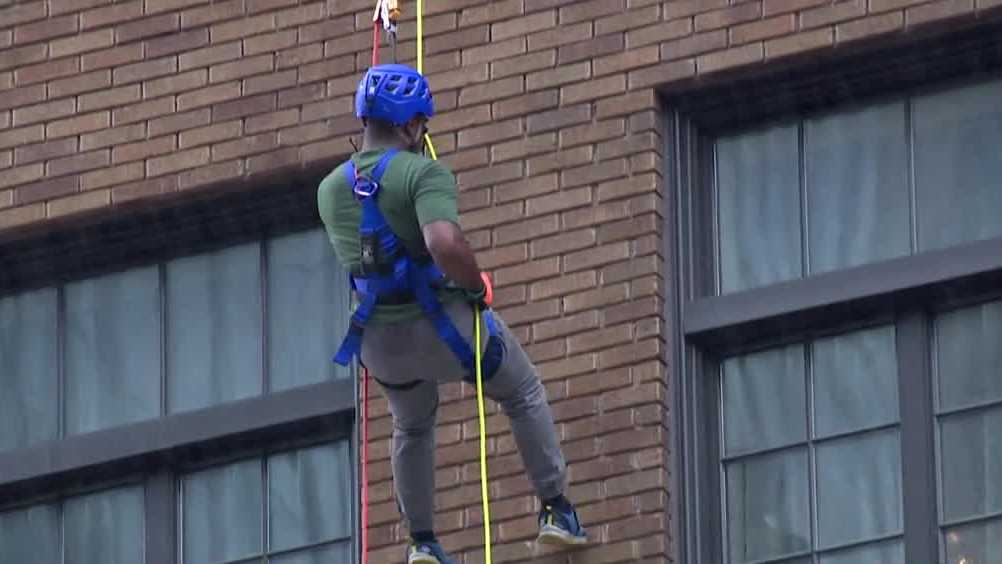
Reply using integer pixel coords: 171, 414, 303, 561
145, 469, 177, 564
896, 311, 939, 563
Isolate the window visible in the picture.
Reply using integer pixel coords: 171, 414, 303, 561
0, 226, 352, 450
180, 441, 351, 564
670, 71, 1002, 564
0, 484, 144, 564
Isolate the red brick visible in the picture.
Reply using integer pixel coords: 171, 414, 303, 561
0, 2, 45, 27
593, 45, 660, 77
801, 0, 866, 29
16, 176, 79, 205
181, 0, 245, 29
49, 70, 112, 98
176, 82, 242, 112
661, 29, 728, 61
144, 70, 208, 98
277, 43, 324, 69
560, 0, 626, 23
117, 13, 180, 43
765, 27, 833, 58
430, 104, 492, 134
82, 2, 144, 30
491, 132, 557, 163
211, 13, 276, 43
81, 45, 144, 72
211, 132, 277, 161
46, 188, 110, 218
494, 173, 559, 203
81, 124, 146, 151
145, 29, 210, 59
428, 64, 489, 92
0, 163, 45, 190
148, 108, 210, 136
147, 147, 210, 176
456, 161, 524, 190
112, 136, 177, 164
730, 13, 797, 44
837, 11, 905, 41
697, 42, 764, 73
558, 34, 625, 64
111, 176, 177, 203
147, 0, 213, 15
562, 74, 627, 104
563, 283, 630, 313
14, 138, 77, 165
526, 21, 593, 50
179, 42, 243, 72
626, 18, 694, 48
16, 58, 80, 86
494, 214, 561, 245
299, 54, 355, 83
526, 146, 594, 176
458, 201, 523, 232
210, 54, 274, 83
596, 89, 657, 119
13, 99, 76, 127
497, 298, 562, 327
48, 114, 112, 142
299, 15, 355, 43
243, 29, 297, 56
445, 150, 490, 176
530, 270, 597, 300
491, 50, 557, 79
695, 2, 762, 31
113, 96, 175, 126
0, 203, 45, 229
531, 228, 598, 259
53, 30, 117, 59
80, 85, 142, 113
526, 104, 592, 134
179, 159, 245, 189
0, 125, 44, 151
459, 76, 524, 106
595, 5, 661, 35
910, 0, 972, 24
490, 91, 556, 121
629, 58, 696, 88
246, 146, 299, 175
244, 70, 297, 96
462, 37, 526, 66
14, 15, 78, 45
50, 0, 109, 14
526, 186, 592, 216
664, 0, 729, 18
870, 0, 933, 9
492, 11, 556, 41
276, 83, 325, 110
48, 151, 110, 177
0, 44, 47, 73
277, 121, 333, 145
213, 93, 276, 121
762, 0, 829, 16
0, 85, 45, 112
245, 108, 299, 134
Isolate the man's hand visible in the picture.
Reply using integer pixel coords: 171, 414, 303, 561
422, 220, 485, 292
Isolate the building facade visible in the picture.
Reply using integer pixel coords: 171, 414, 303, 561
1, 1, 1001, 563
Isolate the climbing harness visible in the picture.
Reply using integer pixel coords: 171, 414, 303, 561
347, 2, 496, 563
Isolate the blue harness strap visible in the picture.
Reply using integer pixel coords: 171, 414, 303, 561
333, 149, 503, 382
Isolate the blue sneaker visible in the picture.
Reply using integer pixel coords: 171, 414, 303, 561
407, 540, 455, 564
537, 501, 588, 546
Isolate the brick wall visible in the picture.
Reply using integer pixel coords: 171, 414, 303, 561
2, 1, 999, 563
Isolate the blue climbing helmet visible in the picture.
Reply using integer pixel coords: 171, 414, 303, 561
355, 63, 434, 126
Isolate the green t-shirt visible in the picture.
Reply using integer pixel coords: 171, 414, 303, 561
317, 148, 466, 324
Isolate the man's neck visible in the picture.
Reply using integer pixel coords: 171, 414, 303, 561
361, 131, 406, 152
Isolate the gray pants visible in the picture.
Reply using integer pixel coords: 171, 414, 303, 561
359, 299, 567, 533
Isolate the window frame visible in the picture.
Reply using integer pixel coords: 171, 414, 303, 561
0, 157, 361, 564
664, 17, 1002, 564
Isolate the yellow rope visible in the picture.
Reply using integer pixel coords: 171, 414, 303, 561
415, 1, 488, 560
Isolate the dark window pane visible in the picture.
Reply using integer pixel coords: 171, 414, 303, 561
65, 266, 161, 435
940, 406, 1002, 522
167, 242, 263, 414
944, 519, 1002, 564
914, 77, 1002, 252
717, 122, 802, 294
805, 102, 911, 274
64, 485, 144, 564
819, 539, 904, 564
183, 459, 263, 564
812, 325, 899, 438
935, 300, 1002, 412
723, 344, 806, 455
726, 448, 810, 563
815, 429, 903, 549
269, 543, 349, 564
268, 441, 351, 551
0, 288, 58, 450
0, 503, 60, 564
267, 228, 351, 393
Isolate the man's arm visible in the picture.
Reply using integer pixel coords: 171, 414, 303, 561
422, 220, 484, 291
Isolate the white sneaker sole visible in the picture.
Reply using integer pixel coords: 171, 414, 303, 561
537, 525, 588, 546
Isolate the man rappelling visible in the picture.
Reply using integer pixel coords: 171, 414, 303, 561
317, 63, 589, 564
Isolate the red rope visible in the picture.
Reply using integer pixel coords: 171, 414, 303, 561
360, 366, 370, 564
372, 21, 381, 67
